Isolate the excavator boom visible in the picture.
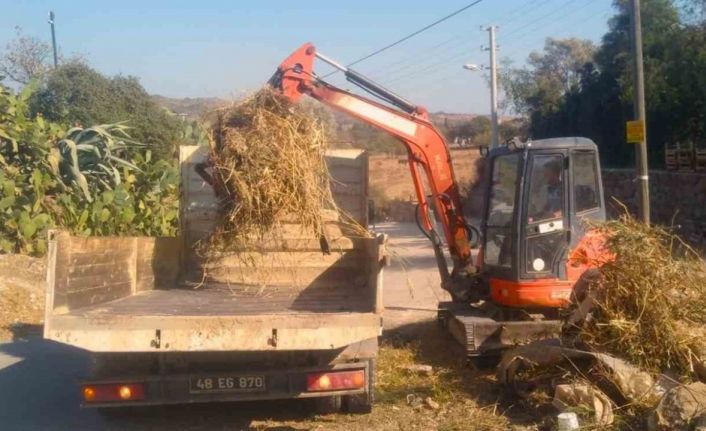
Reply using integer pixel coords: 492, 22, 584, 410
269, 43, 476, 296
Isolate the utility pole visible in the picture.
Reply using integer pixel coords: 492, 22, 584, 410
630, 0, 650, 224
484, 25, 499, 149
48, 11, 58, 69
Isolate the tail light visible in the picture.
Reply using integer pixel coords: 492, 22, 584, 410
307, 370, 365, 392
82, 383, 146, 403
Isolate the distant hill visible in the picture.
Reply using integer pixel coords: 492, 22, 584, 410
150, 94, 519, 152
151, 95, 227, 119
152, 94, 495, 125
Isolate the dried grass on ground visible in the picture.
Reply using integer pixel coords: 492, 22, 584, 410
582, 215, 706, 378
203, 88, 343, 252
0, 285, 43, 341
251, 322, 515, 431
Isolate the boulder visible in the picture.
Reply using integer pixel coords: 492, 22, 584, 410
650, 382, 706, 431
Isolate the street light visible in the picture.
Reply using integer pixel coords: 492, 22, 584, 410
462, 58, 499, 149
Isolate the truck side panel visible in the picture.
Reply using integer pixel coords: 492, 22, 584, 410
44, 231, 180, 316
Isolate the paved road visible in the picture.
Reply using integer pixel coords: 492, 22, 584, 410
374, 222, 450, 329
0, 222, 444, 430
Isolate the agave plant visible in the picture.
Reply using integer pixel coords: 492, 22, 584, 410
54, 123, 144, 201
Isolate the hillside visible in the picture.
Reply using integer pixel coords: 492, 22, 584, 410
152, 95, 488, 130
151, 95, 226, 118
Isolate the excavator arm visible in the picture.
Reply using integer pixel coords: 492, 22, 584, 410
269, 43, 478, 298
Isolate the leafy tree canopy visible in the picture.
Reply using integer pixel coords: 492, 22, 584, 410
29, 62, 183, 160
501, 0, 699, 168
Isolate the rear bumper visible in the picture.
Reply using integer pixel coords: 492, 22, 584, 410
46, 313, 382, 352
82, 361, 371, 408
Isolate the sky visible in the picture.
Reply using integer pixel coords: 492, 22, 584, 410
3, 0, 615, 114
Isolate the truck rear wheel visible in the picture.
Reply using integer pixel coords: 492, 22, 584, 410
343, 358, 375, 414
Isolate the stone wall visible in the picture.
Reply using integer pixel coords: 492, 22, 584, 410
602, 169, 706, 247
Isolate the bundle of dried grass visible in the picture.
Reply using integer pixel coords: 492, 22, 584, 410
204, 88, 340, 251
582, 215, 706, 378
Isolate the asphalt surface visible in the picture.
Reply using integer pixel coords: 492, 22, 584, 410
0, 222, 446, 431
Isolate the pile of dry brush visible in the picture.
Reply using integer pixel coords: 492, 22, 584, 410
582, 215, 706, 380
202, 88, 363, 253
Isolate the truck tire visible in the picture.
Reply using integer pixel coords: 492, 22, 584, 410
312, 395, 342, 414
344, 358, 375, 414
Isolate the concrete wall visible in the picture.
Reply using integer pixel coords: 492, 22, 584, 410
602, 169, 706, 247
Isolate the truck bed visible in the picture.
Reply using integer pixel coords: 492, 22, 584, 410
65, 282, 371, 317
44, 147, 383, 353
44, 230, 384, 353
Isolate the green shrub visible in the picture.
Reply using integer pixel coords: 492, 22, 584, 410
29, 63, 184, 161
0, 84, 179, 256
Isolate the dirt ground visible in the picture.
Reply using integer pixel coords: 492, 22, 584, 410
369, 149, 481, 202
0, 254, 45, 342
0, 286, 43, 341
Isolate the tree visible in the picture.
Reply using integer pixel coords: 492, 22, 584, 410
499, 118, 529, 142
0, 27, 53, 85
501, 38, 595, 117
500, 0, 685, 168
29, 63, 184, 160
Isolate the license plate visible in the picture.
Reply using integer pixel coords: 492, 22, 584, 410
189, 374, 266, 394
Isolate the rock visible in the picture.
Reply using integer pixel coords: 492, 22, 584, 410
403, 364, 433, 376
650, 382, 706, 431
424, 397, 439, 410
594, 352, 662, 406
553, 383, 614, 426
406, 393, 424, 410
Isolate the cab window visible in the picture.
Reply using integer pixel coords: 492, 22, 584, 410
573, 151, 600, 213
527, 155, 564, 223
484, 153, 520, 268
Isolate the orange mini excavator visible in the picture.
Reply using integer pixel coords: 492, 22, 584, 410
269, 43, 611, 357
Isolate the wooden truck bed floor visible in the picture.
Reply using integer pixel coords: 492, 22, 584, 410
65, 283, 370, 317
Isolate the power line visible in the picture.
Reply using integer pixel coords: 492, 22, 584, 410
376, 4, 609, 95
489, 0, 555, 28
381, 0, 566, 86
501, 9, 612, 59
502, 0, 582, 38
505, 1, 599, 45
385, 49, 473, 86
373, 38, 473, 82
366, 34, 468, 78
322, 0, 485, 77
367, 0, 549, 82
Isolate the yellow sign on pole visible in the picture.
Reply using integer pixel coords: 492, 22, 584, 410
626, 120, 645, 143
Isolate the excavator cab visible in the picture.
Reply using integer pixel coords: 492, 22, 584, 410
480, 138, 606, 308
